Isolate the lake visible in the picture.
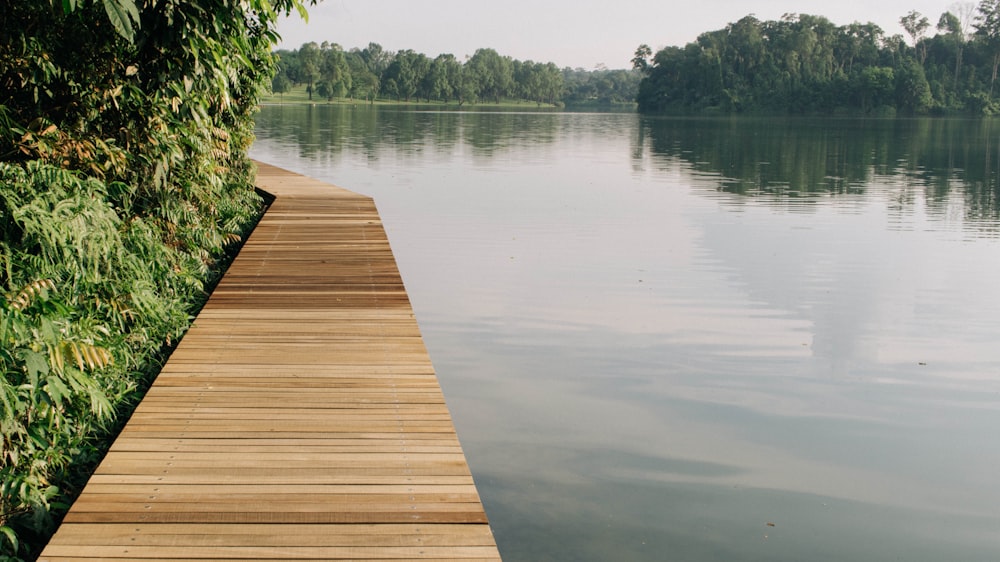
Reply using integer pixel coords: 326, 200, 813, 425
251, 106, 1000, 561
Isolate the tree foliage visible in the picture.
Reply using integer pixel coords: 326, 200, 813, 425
0, 0, 309, 557
270, 43, 640, 108
901, 10, 931, 62
637, 7, 1000, 115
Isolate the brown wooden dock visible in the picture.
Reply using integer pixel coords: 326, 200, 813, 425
39, 162, 501, 561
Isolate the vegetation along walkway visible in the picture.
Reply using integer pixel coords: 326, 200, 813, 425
39, 162, 501, 561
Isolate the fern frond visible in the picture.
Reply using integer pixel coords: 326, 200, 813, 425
60, 341, 113, 373
48, 344, 64, 373
7, 279, 56, 311
211, 126, 230, 141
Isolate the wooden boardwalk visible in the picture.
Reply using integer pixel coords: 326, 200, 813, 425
39, 162, 501, 561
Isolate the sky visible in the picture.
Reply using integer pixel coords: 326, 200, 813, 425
275, 0, 965, 70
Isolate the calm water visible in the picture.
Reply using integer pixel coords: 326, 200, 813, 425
251, 107, 1000, 561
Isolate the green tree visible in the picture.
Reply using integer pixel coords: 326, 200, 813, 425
895, 58, 934, 112
857, 66, 895, 111
383, 50, 429, 101
949, 3, 977, 94
361, 42, 393, 77
467, 48, 514, 104
976, 0, 1000, 97
346, 50, 380, 102
273, 48, 302, 85
317, 42, 350, 101
937, 6, 975, 93
901, 10, 931, 63
272, 72, 292, 101
455, 64, 479, 106
427, 54, 460, 103
538, 62, 565, 105
299, 42, 322, 100
834, 22, 885, 75
632, 44, 653, 73
634, 9, 1000, 114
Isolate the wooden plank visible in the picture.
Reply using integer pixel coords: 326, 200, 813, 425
86, 474, 478, 486
38, 162, 500, 561
77, 484, 482, 495
41, 545, 502, 559
47, 523, 496, 539
108, 439, 465, 453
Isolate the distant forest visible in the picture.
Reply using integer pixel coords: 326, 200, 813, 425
634, 4, 1000, 115
271, 43, 640, 107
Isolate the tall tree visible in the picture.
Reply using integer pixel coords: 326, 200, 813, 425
455, 64, 479, 106
467, 48, 514, 104
346, 50, 380, 102
895, 58, 934, 112
900, 10, 931, 63
427, 54, 460, 103
538, 62, 565, 105
948, 3, 977, 89
836, 22, 884, 73
299, 42, 321, 100
858, 66, 895, 111
632, 44, 653, 73
382, 50, 428, 101
938, 12, 963, 92
317, 42, 350, 101
271, 72, 292, 100
361, 42, 392, 79
975, 0, 1000, 97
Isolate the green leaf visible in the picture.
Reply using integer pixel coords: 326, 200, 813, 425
18, 350, 50, 381
27, 425, 50, 450
43, 375, 71, 409
0, 525, 18, 552
103, 0, 141, 43
294, 0, 309, 22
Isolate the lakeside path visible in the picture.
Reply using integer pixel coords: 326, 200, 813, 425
39, 162, 501, 561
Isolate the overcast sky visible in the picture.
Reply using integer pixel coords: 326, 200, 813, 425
275, 1, 967, 69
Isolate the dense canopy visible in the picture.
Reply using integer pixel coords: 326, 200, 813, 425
635, 4, 1000, 115
271, 42, 641, 107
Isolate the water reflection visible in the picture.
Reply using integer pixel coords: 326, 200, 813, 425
254, 105, 568, 161
251, 107, 1000, 561
634, 116, 1000, 232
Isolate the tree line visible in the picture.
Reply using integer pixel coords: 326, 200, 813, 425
271, 42, 640, 107
634, 2, 1000, 115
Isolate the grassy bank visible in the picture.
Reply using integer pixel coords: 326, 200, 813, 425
261, 84, 561, 109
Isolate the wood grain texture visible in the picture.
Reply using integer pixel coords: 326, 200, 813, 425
39, 162, 501, 561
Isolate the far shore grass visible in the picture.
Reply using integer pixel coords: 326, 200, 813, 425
261, 85, 638, 111
261, 84, 561, 109
260, 85, 557, 109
